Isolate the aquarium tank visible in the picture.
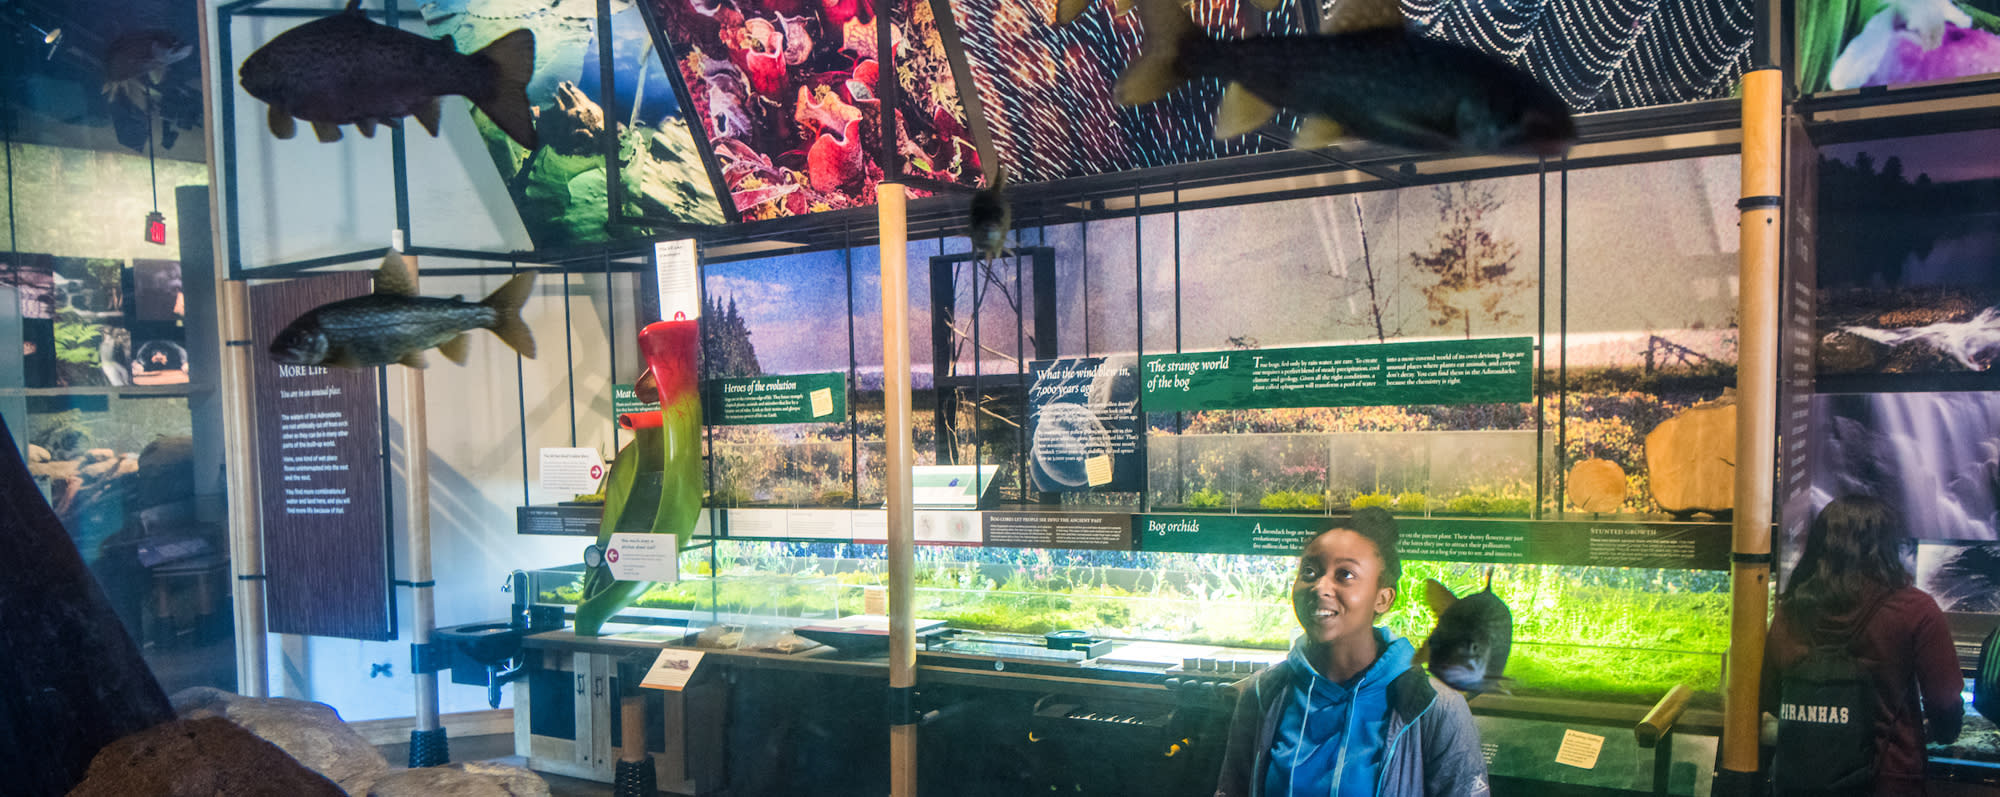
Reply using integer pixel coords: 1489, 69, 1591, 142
533, 539, 1726, 705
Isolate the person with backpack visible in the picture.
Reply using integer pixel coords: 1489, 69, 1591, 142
1214, 508, 1488, 797
1761, 495, 1964, 796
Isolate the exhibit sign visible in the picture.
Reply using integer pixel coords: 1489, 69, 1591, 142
605, 532, 679, 582
517, 504, 602, 536
640, 648, 705, 691
654, 238, 700, 321
612, 383, 649, 418
539, 447, 606, 495
1137, 514, 1330, 556
982, 511, 1132, 550
1141, 337, 1534, 412
1026, 356, 1140, 492
1777, 116, 1819, 585
707, 372, 846, 425
1138, 515, 1728, 570
249, 271, 393, 641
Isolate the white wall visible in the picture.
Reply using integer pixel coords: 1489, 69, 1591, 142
258, 266, 643, 720
212, 0, 647, 720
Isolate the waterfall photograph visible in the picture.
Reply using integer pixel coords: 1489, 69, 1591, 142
1810, 391, 2000, 541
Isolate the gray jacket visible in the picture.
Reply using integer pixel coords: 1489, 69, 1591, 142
1214, 661, 1490, 797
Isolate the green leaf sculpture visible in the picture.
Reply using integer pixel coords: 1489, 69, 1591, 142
573, 319, 704, 636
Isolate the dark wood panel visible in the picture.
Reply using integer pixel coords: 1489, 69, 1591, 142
249, 271, 393, 640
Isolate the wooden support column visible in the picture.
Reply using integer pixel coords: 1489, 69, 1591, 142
1720, 64, 1782, 783
403, 259, 440, 740
878, 184, 917, 797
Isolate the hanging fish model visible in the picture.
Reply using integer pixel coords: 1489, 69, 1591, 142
101, 30, 193, 108
1116, 0, 1575, 155
268, 251, 537, 369
237, 0, 538, 148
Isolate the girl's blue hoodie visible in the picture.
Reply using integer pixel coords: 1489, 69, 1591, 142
1261, 628, 1416, 797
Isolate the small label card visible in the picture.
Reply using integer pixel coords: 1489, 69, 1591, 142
1084, 454, 1114, 487
539, 448, 604, 495
639, 649, 705, 691
810, 387, 834, 417
653, 239, 700, 321
1554, 729, 1605, 769
605, 532, 679, 582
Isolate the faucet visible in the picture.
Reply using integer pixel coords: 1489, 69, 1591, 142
506, 569, 531, 631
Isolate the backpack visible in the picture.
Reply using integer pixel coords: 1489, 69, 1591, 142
1976, 623, 2000, 726
1772, 601, 1883, 797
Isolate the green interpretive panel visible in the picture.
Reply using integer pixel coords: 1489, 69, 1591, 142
1140, 337, 1535, 412
612, 383, 649, 418
1137, 515, 1338, 555
1137, 515, 1728, 569
707, 372, 848, 425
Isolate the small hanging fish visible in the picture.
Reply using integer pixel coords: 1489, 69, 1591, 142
1116, 0, 1574, 156
238, 0, 538, 148
269, 252, 537, 369
968, 166, 1011, 263
101, 30, 193, 108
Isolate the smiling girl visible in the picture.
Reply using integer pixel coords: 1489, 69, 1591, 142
1216, 508, 1489, 797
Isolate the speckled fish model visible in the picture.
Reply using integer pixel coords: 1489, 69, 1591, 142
1418, 571, 1514, 695
237, 0, 538, 148
269, 251, 537, 369
1116, 0, 1575, 155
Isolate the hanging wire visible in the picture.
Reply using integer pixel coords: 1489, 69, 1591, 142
147, 94, 159, 212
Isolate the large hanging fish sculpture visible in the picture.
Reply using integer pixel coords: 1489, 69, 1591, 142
238, 0, 538, 148
1116, 0, 1575, 155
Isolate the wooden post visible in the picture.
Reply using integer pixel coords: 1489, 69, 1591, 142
620, 695, 648, 763
404, 259, 440, 740
1720, 65, 1782, 782
219, 279, 268, 697
878, 184, 917, 797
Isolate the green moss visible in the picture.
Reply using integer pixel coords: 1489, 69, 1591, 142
1351, 492, 1394, 510
1259, 490, 1324, 510
1185, 488, 1229, 509
1445, 494, 1491, 514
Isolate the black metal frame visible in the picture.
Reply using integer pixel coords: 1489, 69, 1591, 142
217, 0, 723, 281
212, 0, 2000, 283
622, 0, 741, 229
926, 246, 1057, 506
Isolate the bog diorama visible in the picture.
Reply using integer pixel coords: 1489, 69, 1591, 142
4, 0, 2000, 793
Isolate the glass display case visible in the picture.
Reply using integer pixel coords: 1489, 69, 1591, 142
534, 540, 1728, 706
